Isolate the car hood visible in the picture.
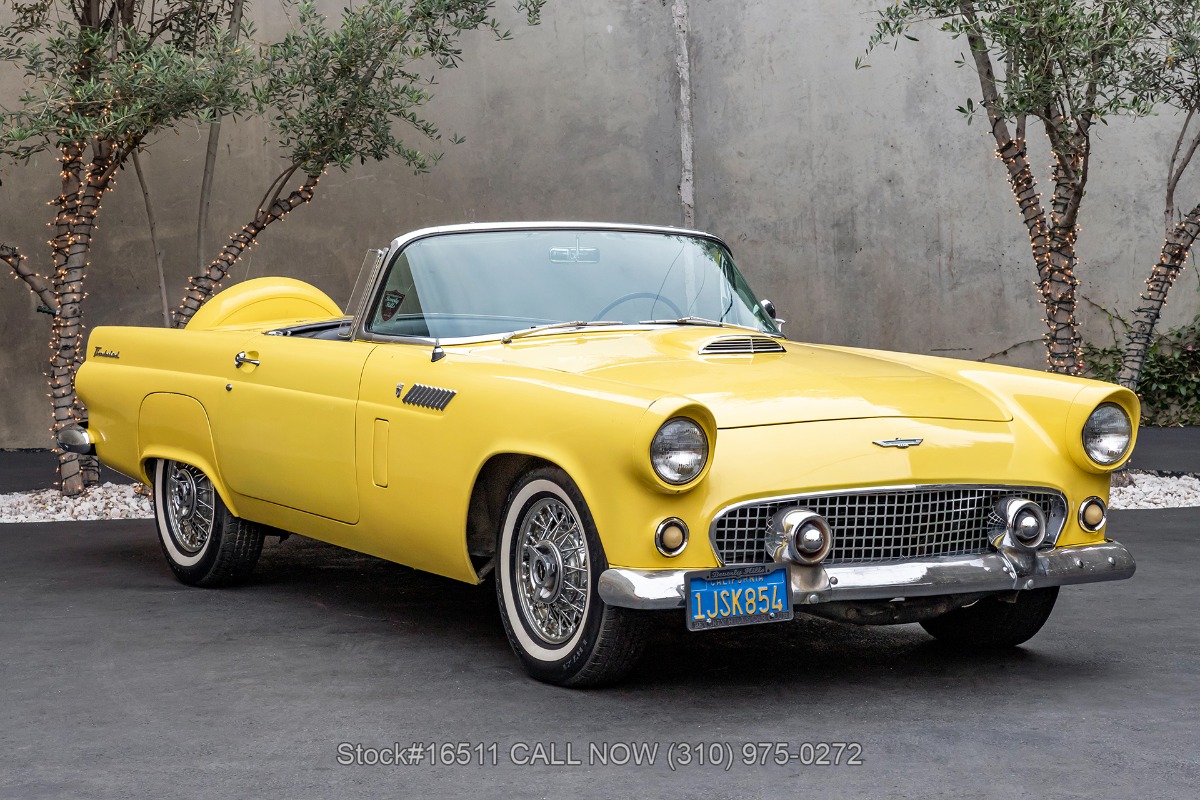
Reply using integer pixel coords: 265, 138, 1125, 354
462, 328, 1011, 428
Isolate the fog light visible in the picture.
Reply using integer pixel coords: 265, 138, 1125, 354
766, 507, 833, 565
991, 497, 1047, 551
1079, 497, 1107, 532
655, 518, 689, 557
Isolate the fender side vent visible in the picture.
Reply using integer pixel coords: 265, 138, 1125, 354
402, 383, 457, 411
699, 336, 786, 355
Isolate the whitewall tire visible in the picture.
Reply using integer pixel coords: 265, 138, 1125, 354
495, 466, 647, 687
152, 459, 264, 587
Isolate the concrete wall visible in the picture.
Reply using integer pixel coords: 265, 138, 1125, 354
2, 0, 1198, 447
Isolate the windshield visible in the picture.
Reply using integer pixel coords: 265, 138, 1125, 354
364, 229, 779, 339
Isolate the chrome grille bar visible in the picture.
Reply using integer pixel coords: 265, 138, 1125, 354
710, 485, 1068, 566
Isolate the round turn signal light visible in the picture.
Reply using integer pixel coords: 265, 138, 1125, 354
1079, 497, 1107, 532
655, 518, 689, 557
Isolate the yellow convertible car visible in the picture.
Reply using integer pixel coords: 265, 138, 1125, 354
66, 222, 1138, 687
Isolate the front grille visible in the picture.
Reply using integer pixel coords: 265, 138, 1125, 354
711, 486, 1066, 566
699, 335, 786, 355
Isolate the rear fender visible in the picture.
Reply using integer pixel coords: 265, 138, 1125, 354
138, 393, 240, 516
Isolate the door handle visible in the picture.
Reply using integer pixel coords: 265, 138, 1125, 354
234, 351, 260, 368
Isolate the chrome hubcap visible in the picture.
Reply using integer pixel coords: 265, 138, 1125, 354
166, 464, 215, 554
516, 497, 589, 644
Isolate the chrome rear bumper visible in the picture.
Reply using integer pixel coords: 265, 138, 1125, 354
597, 540, 1135, 611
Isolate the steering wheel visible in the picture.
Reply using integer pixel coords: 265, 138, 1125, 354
592, 292, 685, 322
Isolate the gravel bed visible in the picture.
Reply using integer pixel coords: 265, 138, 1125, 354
1, 471, 1198, 523
0, 482, 152, 523
1109, 471, 1200, 510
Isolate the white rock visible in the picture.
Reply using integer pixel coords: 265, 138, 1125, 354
1110, 471, 1200, 510
0, 482, 152, 523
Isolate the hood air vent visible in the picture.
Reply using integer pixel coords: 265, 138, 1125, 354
699, 335, 786, 356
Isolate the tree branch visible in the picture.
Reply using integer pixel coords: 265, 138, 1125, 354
196, 0, 246, 274
1, 241, 58, 311
131, 149, 171, 326
1167, 110, 1200, 235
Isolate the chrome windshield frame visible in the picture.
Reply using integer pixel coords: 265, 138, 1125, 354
351, 221, 746, 345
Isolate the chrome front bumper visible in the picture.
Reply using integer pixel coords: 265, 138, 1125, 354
597, 540, 1136, 611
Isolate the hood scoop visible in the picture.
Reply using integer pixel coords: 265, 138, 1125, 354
699, 335, 786, 356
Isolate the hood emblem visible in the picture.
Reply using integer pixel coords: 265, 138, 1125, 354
92, 346, 120, 359
873, 437, 923, 449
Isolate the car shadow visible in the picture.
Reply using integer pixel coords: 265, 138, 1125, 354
89, 527, 1110, 695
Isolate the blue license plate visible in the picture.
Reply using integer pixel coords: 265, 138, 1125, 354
685, 563, 793, 631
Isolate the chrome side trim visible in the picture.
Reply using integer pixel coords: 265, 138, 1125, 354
598, 540, 1136, 611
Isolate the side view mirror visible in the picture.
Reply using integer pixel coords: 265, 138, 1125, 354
760, 298, 786, 330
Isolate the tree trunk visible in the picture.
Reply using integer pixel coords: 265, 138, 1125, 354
1040, 237, 1083, 374
1038, 159, 1085, 375
53, 140, 114, 495
990, 139, 1083, 373
1118, 201, 1200, 389
959, 7, 1087, 375
173, 174, 319, 328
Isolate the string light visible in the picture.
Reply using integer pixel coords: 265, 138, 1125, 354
175, 175, 321, 326
993, 133, 1085, 375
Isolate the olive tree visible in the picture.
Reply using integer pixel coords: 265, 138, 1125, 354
861, 1, 1158, 375
0, 1, 253, 495
172, 0, 544, 326
1118, 5, 1200, 388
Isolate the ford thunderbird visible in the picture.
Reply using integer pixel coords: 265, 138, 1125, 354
66, 222, 1138, 687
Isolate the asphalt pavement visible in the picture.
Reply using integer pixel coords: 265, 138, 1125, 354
1129, 426, 1200, 473
0, 509, 1195, 799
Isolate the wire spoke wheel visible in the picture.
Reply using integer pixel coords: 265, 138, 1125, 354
516, 497, 590, 644
153, 459, 265, 587
496, 467, 648, 687
165, 463, 216, 554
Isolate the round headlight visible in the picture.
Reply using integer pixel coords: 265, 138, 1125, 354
650, 418, 709, 485
1082, 403, 1132, 466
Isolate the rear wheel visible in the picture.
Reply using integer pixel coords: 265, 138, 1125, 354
152, 459, 264, 587
919, 587, 1059, 648
495, 466, 647, 687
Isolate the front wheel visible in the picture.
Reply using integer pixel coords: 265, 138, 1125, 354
495, 466, 647, 687
152, 459, 264, 587
919, 587, 1059, 648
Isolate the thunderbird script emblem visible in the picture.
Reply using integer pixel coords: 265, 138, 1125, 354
873, 437, 923, 449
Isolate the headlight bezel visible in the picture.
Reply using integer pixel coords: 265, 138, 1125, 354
1064, 388, 1139, 474
1082, 402, 1133, 467
650, 416, 710, 486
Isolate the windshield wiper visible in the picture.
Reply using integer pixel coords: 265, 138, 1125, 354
501, 320, 624, 344
639, 316, 773, 335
